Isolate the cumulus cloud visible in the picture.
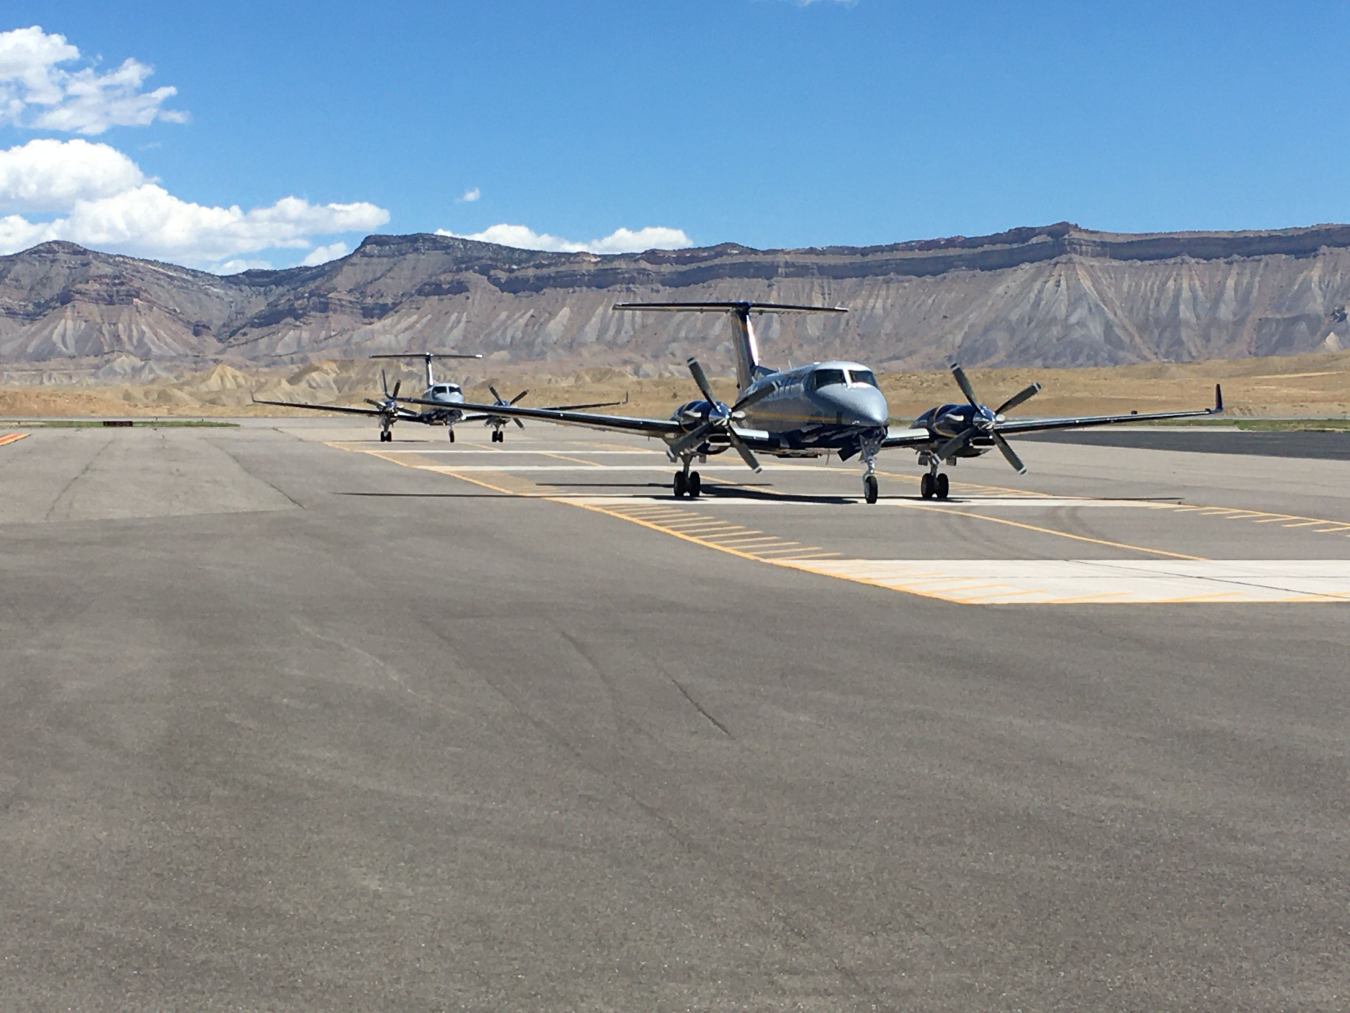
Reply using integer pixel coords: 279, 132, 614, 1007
299, 240, 350, 266
0, 138, 389, 268
216, 258, 273, 274
436, 223, 692, 254
457, 187, 480, 202
0, 138, 145, 211
0, 26, 187, 135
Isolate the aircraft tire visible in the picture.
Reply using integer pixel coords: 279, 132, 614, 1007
688, 471, 701, 497
921, 473, 934, 499
448, 429, 455, 442
864, 474, 878, 504
936, 473, 950, 499
674, 471, 687, 497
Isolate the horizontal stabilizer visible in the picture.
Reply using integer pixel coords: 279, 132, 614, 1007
614, 301, 846, 315
369, 352, 483, 359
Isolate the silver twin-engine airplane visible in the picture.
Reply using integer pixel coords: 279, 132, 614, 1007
253, 351, 621, 443
398, 302, 1224, 502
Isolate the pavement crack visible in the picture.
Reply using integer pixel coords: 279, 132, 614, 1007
667, 676, 733, 738
42, 435, 113, 521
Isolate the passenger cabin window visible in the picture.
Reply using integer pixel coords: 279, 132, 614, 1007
847, 369, 878, 387
808, 368, 847, 391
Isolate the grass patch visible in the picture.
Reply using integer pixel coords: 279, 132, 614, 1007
1, 419, 238, 428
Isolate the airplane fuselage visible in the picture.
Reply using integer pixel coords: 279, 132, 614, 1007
669, 360, 890, 459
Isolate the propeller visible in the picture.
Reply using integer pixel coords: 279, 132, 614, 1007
364, 369, 402, 411
936, 363, 1040, 472
667, 357, 777, 472
489, 385, 528, 428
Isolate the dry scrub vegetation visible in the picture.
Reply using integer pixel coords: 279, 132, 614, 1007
2, 351, 1348, 420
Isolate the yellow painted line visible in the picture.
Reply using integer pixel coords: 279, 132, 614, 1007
0, 432, 29, 447
537, 451, 606, 467
906, 504, 1207, 561
1281, 519, 1328, 528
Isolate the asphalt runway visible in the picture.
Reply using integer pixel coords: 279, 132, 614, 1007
1021, 426, 1350, 460
2, 418, 1349, 1011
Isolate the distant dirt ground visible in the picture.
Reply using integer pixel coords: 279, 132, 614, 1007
2, 351, 1348, 420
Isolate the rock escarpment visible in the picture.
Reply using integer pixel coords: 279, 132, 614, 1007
4, 223, 1350, 378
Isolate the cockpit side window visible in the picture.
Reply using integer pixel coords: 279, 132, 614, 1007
847, 369, 878, 387
808, 368, 847, 391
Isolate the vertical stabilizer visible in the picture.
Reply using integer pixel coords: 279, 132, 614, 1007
369, 352, 483, 390
612, 301, 848, 393
729, 304, 759, 392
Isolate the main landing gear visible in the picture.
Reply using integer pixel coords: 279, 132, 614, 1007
447, 427, 455, 443
673, 465, 702, 498
920, 471, 950, 500
491, 429, 504, 443
379, 429, 393, 443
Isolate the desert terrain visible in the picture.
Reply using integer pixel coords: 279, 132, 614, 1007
2, 349, 1347, 421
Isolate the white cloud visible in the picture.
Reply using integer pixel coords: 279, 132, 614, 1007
299, 240, 349, 266
436, 223, 692, 254
0, 138, 145, 211
0, 138, 390, 267
457, 187, 480, 202
0, 26, 186, 135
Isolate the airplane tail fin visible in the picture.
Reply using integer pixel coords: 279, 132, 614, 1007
613, 301, 846, 392
371, 352, 483, 388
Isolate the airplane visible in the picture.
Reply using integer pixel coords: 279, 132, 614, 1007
252, 352, 623, 442
396, 302, 1224, 502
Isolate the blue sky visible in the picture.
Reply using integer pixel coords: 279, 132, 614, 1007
3, 1, 1350, 270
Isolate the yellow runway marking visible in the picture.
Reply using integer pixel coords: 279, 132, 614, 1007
325, 441, 1350, 605
905, 504, 1207, 561
0, 432, 28, 447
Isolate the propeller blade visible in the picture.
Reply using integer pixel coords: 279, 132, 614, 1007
510, 389, 529, 405
667, 420, 717, 459
950, 363, 980, 407
391, 380, 401, 399
727, 430, 762, 473
731, 379, 778, 414
489, 385, 504, 405
381, 368, 389, 397
363, 398, 385, 409
992, 432, 1027, 474
686, 357, 717, 405
995, 382, 1041, 416
513, 418, 525, 429
935, 432, 969, 462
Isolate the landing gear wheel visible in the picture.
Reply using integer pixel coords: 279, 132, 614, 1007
935, 473, 950, 499
674, 471, 687, 497
864, 474, 878, 504
380, 431, 391, 443
687, 471, 701, 498
920, 473, 935, 499
491, 430, 501, 443
448, 429, 455, 443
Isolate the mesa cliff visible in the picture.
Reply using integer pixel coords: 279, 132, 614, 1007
4, 222, 1350, 381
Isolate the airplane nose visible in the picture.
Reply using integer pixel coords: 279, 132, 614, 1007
824, 387, 889, 428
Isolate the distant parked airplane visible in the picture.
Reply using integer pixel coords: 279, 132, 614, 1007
253, 352, 622, 442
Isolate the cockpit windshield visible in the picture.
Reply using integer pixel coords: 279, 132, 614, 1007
847, 369, 878, 387
808, 368, 847, 391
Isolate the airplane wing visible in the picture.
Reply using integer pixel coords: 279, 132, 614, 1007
250, 396, 417, 418
880, 428, 935, 449
460, 395, 630, 423
995, 385, 1224, 435
398, 396, 684, 436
